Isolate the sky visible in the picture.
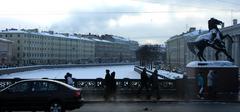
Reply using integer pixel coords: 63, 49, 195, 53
0, 0, 240, 44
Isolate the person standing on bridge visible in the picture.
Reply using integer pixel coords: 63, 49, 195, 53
64, 72, 74, 86
207, 70, 217, 99
196, 71, 205, 99
150, 70, 161, 100
138, 68, 150, 98
104, 69, 111, 101
110, 71, 117, 100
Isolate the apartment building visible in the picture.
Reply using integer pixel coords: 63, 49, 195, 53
166, 19, 240, 70
0, 29, 95, 66
0, 37, 13, 66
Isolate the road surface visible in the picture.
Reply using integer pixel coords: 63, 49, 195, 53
72, 102, 240, 112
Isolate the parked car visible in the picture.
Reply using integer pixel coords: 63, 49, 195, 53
0, 79, 83, 112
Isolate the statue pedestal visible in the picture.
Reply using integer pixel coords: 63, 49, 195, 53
185, 61, 239, 100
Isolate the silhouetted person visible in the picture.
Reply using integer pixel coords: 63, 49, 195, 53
207, 70, 216, 99
150, 70, 160, 100
64, 72, 74, 86
196, 71, 205, 99
104, 69, 111, 101
110, 71, 117, 100
138, 68, 149, 98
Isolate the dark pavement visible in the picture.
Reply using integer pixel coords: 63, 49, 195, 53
72, 102, 240, 112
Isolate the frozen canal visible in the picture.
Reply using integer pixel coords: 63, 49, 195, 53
0, 65, 140, 79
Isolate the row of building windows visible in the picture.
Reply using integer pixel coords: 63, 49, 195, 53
0, 34, 21, 38
18, 52, 94, 58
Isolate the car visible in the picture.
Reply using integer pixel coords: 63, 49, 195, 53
0, 79, 83, 112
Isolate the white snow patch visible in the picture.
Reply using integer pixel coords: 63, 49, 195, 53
0, 65, 140, 79
186, 61, 237, 68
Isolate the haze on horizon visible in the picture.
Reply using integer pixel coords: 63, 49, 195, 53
0, 0, 239, 44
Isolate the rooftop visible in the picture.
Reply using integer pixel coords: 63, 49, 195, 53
0, 28, 138, 44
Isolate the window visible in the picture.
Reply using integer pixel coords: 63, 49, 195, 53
32, 81, 58, 92
8, 82, 31, 93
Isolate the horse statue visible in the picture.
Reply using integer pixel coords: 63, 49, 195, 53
187, 31, 234, 62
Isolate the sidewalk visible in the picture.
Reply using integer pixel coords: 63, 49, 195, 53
82, 94, 240, 103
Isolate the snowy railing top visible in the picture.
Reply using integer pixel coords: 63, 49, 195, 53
186, 61, 238, 68
134, 66, 183, 79
0, 78, 178, 91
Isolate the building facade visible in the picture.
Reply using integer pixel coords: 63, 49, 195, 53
0, 29, 95, 66
0, 28, 138, 66
82, 34, 139, 63
166, 20, 240, 70
0, 38, 13, 66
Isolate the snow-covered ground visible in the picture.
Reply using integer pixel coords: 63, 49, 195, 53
140, 67, 183, 79
0, 65, 140, 79
157, 70, 183, 79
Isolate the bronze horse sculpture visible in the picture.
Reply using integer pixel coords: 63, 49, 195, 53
187, 31, 234, 62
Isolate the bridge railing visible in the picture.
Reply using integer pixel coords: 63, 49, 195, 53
0, 78, 177, 90
0, 78, 184, 97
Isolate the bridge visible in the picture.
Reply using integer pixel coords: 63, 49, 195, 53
1, 65, 239, 102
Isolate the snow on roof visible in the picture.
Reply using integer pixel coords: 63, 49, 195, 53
93, 38, 112, 43
183, 30, 201, 37
0, 38, 13, 43
186, 61, 238, 68
112, 35, 129, 41
1, 29, 94, 41
1, 29, 26, 33
77, 36, 93, 41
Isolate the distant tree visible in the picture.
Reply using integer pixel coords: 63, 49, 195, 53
136, 45, 158, 69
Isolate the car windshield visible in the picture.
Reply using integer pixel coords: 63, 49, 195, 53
0, 0, 239, 112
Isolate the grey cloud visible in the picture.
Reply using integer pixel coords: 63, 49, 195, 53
49, 0, 238, 44
50, 5, 143, 33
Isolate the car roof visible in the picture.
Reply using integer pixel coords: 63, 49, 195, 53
2, 79, 80, 91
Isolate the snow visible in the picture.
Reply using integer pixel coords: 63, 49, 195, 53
157, 70, 183, 79
183, 30, 201, 37
92, 38, 112, 43
1, 29, 93, 41
137, 66, 183, 79
148, 69, 183, 79
0, 38, 13, 43
1, 30, 26, 33
0, 65, 140, 79
186, 61, 238, 68
112, 36, 129, 41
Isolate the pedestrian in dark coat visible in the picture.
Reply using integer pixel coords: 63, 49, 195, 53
64, 72, 74, 86
110, 71, 117, 100
196, 72, 205, 99
150, 70, 160, 100
207, 70, 217, 99
104, 69, 111, 100
138, 68, 150, 98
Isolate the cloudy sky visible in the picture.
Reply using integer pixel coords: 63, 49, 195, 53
0, 0, 240, 44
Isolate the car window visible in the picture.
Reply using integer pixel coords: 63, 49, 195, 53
33, 81, 58, 92
9, 82, 31, 93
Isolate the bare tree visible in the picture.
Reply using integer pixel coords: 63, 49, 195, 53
136, 45, 158, 69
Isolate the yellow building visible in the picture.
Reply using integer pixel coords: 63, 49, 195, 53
0, 29, 95, 66
0, 28, 139, 66
0, 38, 13, 66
